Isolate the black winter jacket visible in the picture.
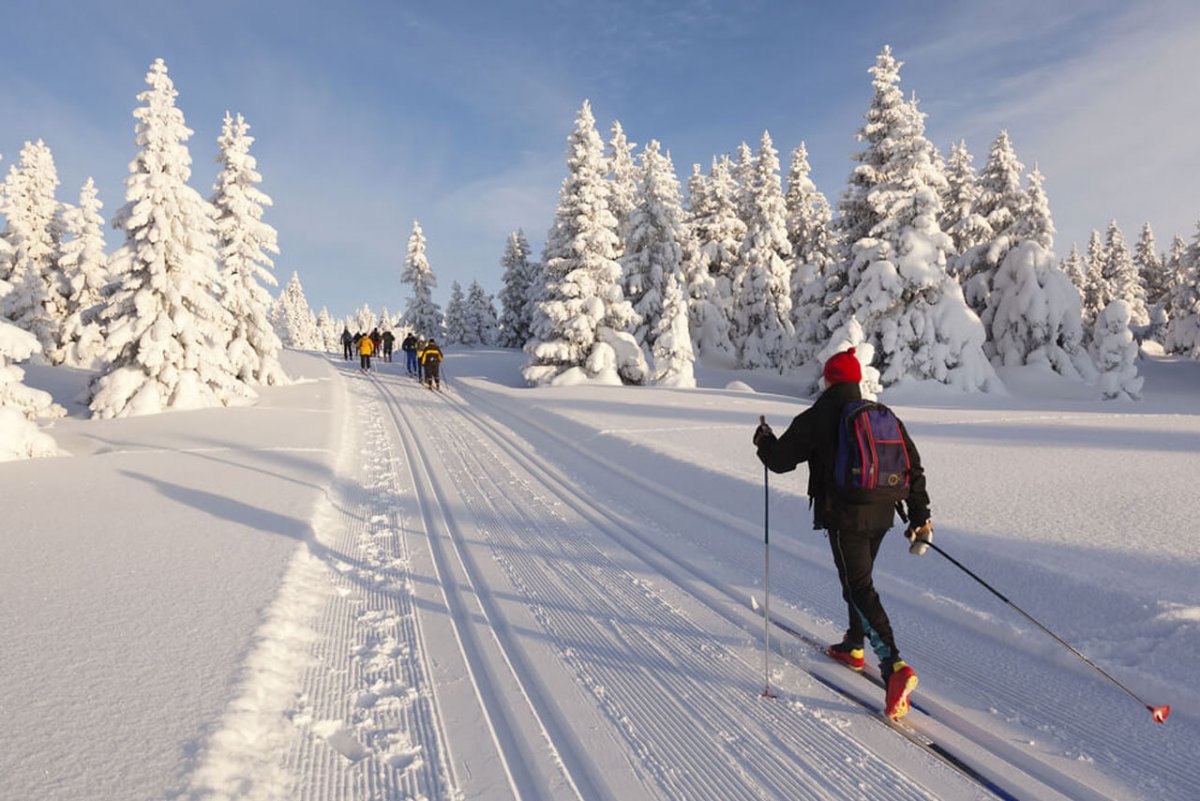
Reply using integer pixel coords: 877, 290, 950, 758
755, 382, 930, 533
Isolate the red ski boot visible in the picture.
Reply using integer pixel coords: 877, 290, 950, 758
883, 660, 918, 720
826, 641, 865, 671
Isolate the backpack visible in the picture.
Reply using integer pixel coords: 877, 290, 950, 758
832, 400, 912, 505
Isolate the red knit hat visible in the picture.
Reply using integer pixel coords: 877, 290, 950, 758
823, 347, 862, 385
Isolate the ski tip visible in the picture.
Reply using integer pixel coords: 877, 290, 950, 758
751, 595, 760, 611
1150, 704, 1170, 724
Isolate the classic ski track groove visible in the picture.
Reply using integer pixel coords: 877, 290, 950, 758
373, 372, 591, 801
434, 377, 1139, 801
279, 381, 453, 800
373, 371, 995, 801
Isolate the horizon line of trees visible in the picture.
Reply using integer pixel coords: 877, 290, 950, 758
495, 46, 1198, 398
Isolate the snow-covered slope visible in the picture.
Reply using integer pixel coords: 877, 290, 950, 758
2, 348, 1196, 800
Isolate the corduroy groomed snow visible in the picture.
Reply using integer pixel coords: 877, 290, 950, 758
824, 348, 863, 385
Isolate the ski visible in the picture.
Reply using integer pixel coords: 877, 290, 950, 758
753, 601, 1019, 801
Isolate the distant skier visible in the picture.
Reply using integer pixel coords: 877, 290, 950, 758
415, 338, 427, 382
402, 333, 418, 376
358, 331, 375, 372
753, 348, 932, 721
370, 328, 382, 358
421, 338, 443, 390
382, 329, 395, 363
341, 327, 353, 360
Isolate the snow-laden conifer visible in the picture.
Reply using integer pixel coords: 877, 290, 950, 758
651, 270, 696, 387
1091, 300, 1143, 399
940, 141, 992, 269
829, 47, 996, 390
463, 281, 499, 346
961, 131, 1026, 314
56, 178, 109, 368
1135, 223, 1168, 307
524, 101, 644, 386
211, 111, 287, 385
679, 164, 723, 360
401, 220, 443, 339
497, 230, 537, 348
0, 262, 62, 459
90, 59, 250, 419
1135, 223, 1170, 342
731, 131, 793, 369
1100, 220, 1148, 328
987, 241, 1096, 380
277, 272, 320, 349
1164, 224, 1200, 357
1081, 229, 1107, 329
443, 281, 467, 344
1015, 166, 1055, 252
784, 142, 836, 364
623, 140, 686, 350
607, 121, 638, 260
684, 156, 742, 360
0, 140, 67, 359
353, 304, 377, 335
1060, 244, 1087, 294
315, 307, 340, 352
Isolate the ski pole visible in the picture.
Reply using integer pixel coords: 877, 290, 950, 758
760, 416, 775, 699
926, 540, 1169, 723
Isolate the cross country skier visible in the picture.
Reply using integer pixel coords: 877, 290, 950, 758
402, 332, 418, 376
382, 329, 395, 362
341, 326, 353, 360
421, 338, 443, 390
358, 331, 375, 372
753, 348, 933, 720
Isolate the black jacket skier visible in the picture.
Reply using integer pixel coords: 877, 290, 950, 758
754, 347, 932, 721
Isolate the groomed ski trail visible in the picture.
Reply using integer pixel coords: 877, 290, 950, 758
359, 366, 996, 800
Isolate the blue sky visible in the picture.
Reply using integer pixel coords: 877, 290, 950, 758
3, 0, 1198, 321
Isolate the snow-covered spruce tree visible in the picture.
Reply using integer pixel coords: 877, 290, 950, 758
90, 59, 250, 419
1091, 300, 1143, 399
353, 304, 377, 335
1164, 224, 1200, 357
464, 280, 499, 346
315, 307, 340, 352
211, 111, 287, 385
1060, 243, 1087, 295
784, 142, 836, 364
1100, 220, 1149, 328
1015, 165, 1055, 252
683, 156, 742, 359
939, 140, 992, 272
0, 140, 67, 360
443, 280, 467, 344
55, 178, 110, 368
829, 46, 996, 391
277, 272, 320, 348
987, 240, 1096, 380
497, 229, 537, 348
1135, 222, 1170, 341
401, 220, 443, 339
525, 101, 644, 386
607, 121, 638, 261
0, 263, 62, 459
961, 130, 1026, 315
1081, 229, 1107, 328
679, 163, 726, 361
651, 270, 695, 387
623, 140, 686, 350
731, 131, 794, 369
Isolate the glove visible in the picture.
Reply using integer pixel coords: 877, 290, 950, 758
905, 519, 933, 556
753, 417, 774, 447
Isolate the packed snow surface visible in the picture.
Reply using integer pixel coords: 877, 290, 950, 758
2, 348, 1198, 800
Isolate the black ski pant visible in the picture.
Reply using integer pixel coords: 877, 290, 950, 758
343, 342, 352, 359
360, 354, 371, 370
828, 528, 899, 666
424, 362, 440, 386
